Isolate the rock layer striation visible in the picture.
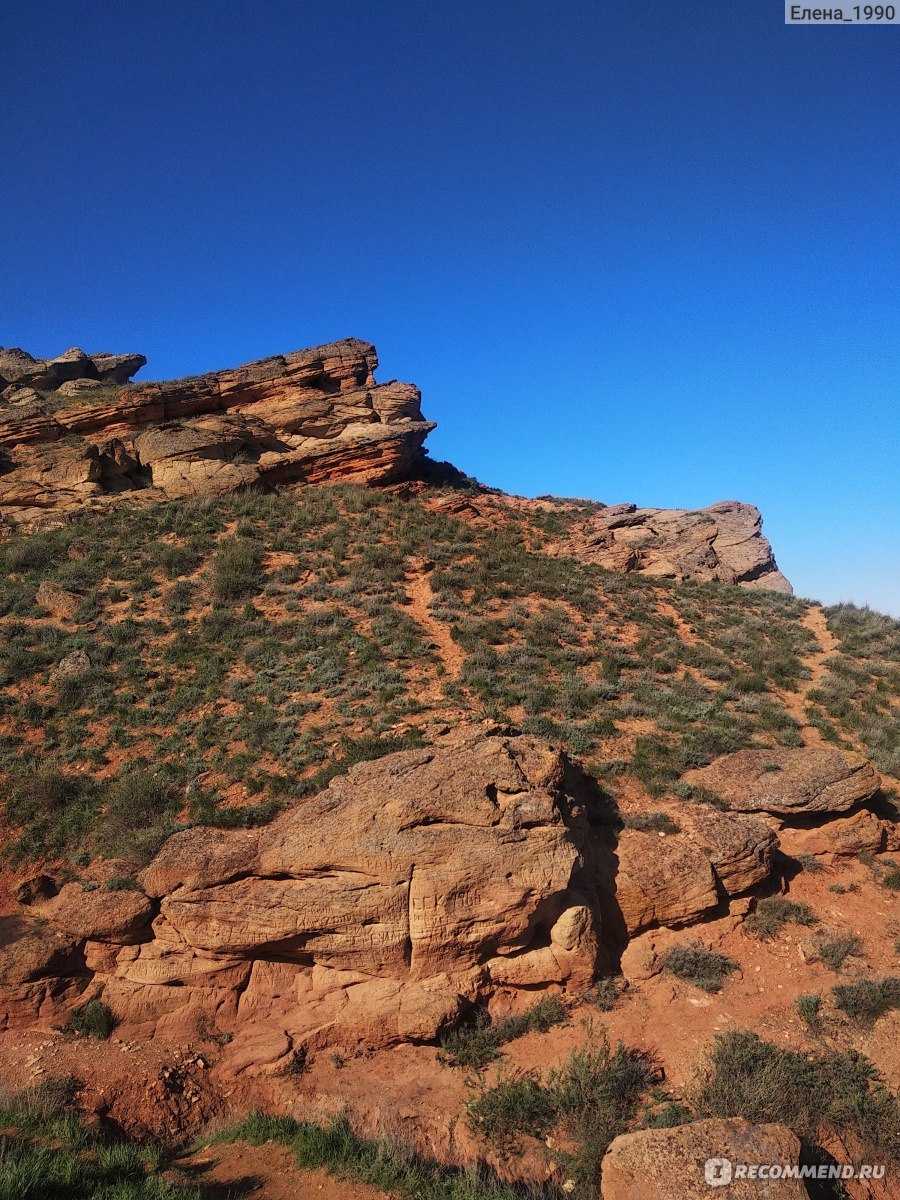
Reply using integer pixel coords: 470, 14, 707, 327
0, 339, 433, 524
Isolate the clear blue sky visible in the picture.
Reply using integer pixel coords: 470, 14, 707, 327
2, 1, 898, 613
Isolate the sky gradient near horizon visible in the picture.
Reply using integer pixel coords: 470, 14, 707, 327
2, 1, 898, 613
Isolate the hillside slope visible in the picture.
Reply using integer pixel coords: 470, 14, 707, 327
0, 343, 897, 1199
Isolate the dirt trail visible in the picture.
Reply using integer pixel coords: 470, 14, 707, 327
405, 561, 465, 684
175, 1140, 387, 1199
780, 604, 841, 748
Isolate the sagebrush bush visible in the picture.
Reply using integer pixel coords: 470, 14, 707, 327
744, 897, 818, 941
832, 977, 900, 1023
696, 1029, 900, 1163
660, 943, 737, 993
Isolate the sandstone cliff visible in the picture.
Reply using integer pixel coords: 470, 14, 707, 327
0, 339, 433, 523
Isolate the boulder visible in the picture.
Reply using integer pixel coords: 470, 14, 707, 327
675, 806, 777, 894
42, 884, 153, 945
778, 808, 886, 860
36, 579, 81, 619
683, 749, 880, 817
601, 1118, 808, 1198
0, 919, 80, 986
47, 732, 601, 1047
0, 346, 144, 391
50, 648, 91, 681
614, 831, 719, 935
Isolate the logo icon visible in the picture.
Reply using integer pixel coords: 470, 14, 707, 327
705, 1158, 733, 1187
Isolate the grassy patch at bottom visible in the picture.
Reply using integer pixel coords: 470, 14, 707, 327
0, 1078, 197, 1200
209, 1111, 549, 1199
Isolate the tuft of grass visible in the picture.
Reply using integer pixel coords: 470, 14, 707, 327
796, 853, 824, 873
592, 976, 623, 1012
0, 1078, 198, 1199
438, 995, 567, 1069
208, 536, 263, 602
744, 896, 818, 941
621, 811, 680, 834
660, 942, 737, 993
66, 999, 115, 1040
209, 1110, 544, 1199
795, 993, 823, 1033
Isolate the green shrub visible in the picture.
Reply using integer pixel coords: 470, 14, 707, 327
66, 999, 115, 1040
660, 943, 737, 992
466, 1028, 656, 1182
795, 993, 823, 1033
439, 995, 567, 1069
466, 1069, 558, 1146
744, 897, 818, 941
818, 934, 862, 972
593, 976, 623, 1012
832, 977, 900, 1023
696, 1029, 900, 1163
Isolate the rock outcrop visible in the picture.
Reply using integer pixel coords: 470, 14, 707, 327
601, 1118, 808, 1199
22, 733, 602, 1066
614, 809, 777, 936
0, 339, 434, 525
0, 346, 147, 394
683, 748, 881, 816
551, 499, 792, 592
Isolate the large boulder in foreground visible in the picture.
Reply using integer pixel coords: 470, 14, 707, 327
551, 499, 792, 592
76, 732, 601, 1060
601, 1118, 808, 1199
683, 748, 880, 817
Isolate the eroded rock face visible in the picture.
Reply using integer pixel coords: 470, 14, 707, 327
48, 733, 601, 1061
614, 831, 720, 936
551, 499, 792, 592
675, 806, 777, 894
0, 339, 434, 525
683, 748, 880, 816
601, 1118, 808, 1199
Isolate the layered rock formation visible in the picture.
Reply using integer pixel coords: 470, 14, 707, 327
549, 499, 792, 592
683, 748, 880, 816
0, 339, 433, 524
10, 733, 602, 1067
2, 731, 896, 1106
614, 809, 777, 936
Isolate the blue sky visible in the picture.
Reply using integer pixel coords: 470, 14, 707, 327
2, 1, 898, 613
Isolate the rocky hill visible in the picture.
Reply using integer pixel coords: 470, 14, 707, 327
0, 340, 790, 595
0, 340, 897, 1200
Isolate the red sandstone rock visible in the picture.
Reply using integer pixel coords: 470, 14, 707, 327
0, 339, 433, 524
683, 748, 880, 816
550, 499, 792, 592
